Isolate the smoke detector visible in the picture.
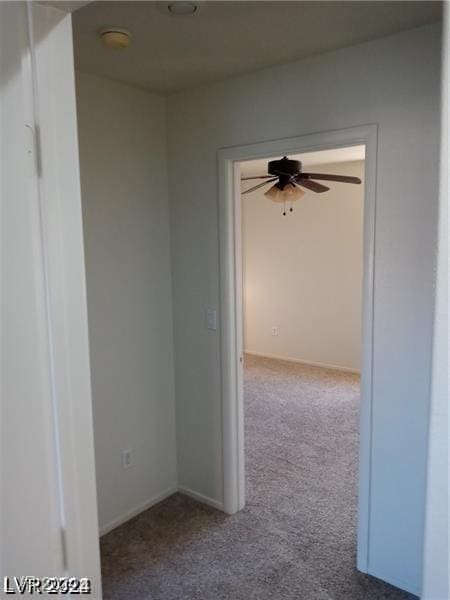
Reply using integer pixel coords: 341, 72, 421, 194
99, 27, 132, 49
167, 2, 198, 15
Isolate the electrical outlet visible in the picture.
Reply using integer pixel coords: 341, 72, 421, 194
122, 449, 132, 470
271, 326, 279, 336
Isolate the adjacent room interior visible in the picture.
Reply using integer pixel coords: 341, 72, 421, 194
241, 148, 365, 373
67, 1, 443, 598
238, 147, 367, 596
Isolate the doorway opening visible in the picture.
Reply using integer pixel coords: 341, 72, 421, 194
218, 127, 378, 576
238, 145, 366, 590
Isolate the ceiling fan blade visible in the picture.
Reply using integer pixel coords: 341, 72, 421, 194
242, 177, 278, 195
297, 178, 330, 193
301, 173, 362, 184
241, 175, 273, 181
271, 169, 296, 178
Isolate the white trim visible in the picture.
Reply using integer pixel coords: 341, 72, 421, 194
100, 486, 223, 536
218, 124, 378, 575
100, 487, 177, 536
28, 3, 102, 593
177, 486, 225, 512
244, 351, 361, 375
422, 4, 449, 599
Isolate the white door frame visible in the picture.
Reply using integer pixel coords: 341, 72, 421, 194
218, 124, 378, 573
26, 3, 102, 594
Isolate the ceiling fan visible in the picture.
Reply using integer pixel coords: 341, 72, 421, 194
241, 156, 362, 215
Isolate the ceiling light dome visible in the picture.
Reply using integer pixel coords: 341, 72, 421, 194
99, 27, 132, 50
264, 183, 306, 203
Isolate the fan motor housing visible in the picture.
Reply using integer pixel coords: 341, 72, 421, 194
268, 157, 301, 178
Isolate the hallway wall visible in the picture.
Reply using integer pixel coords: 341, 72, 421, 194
76, 72, 177, 533
167, 24, 441, 594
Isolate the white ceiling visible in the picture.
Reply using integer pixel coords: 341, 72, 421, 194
72, 1, 442, 95
40, 1, 92, 12
240, 145, 365, 178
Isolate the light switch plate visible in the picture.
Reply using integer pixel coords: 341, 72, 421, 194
122, 449, 132, 469
206, 308, 217, 331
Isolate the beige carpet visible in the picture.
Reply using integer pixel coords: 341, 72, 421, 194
100, 355, 416, 599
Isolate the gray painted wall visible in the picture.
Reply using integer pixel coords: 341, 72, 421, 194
167, 24, 441, 594
76, 72, 177, 533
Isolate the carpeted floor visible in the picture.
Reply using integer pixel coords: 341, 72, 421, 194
100, 355, 417, 600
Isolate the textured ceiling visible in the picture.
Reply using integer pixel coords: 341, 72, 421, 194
73, 1, 442, 95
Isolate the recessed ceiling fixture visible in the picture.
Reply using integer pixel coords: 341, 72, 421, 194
242, 156, 362, 215
167, 2, 198, 16
99, 27, 132, 50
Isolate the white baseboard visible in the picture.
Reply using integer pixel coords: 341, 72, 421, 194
245, 350, 360, 374
177, 485, 224, 511
99, 486, 177, 536
100, 485, 224, 536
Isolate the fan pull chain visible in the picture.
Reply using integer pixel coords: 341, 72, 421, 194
290, 201, 293, 213
283, 200, 286, 216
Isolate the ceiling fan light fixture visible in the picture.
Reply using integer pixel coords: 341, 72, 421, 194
241, 155, 361, 201
264, 183, 305, 203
